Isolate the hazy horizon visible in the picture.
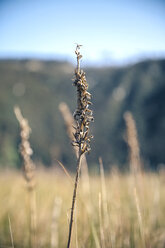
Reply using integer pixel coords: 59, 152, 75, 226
1, 0, 165, 66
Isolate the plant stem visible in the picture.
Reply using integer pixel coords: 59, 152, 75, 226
29, 189, 37, 248
67, 150, 82, 248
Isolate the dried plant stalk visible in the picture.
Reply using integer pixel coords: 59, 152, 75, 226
8, 214, 14, 248
99, 192, 105, 248
59, 102, 90, 199
51, 197, 62, 248
99, 157, 112, 247
67, 151, 82, 248
124, 111, 141, 175
14, 106, 37, 248
59, 102, 78, 157
134, 187, 146, 248
67, 45, 94, 248
124, 112, 146, 247
124, 111, 144, 189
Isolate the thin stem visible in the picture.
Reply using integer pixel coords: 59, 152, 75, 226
8, 214, 14, 248
67, 150, 82, 248
77, 55, 80, 74
29, 189, 37, 248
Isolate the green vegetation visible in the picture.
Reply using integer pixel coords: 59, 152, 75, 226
0, 59, 165, 169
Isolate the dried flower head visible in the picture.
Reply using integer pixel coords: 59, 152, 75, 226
14, 106, 35, 189
124, 111, 141, 174
72, 45, 94, 154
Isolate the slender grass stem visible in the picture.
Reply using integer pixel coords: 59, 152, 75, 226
67, 150, 82, 248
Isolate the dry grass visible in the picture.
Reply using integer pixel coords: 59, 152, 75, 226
0, 169, 165, 248
14, 106, 37, 248
66, 45, 94, 248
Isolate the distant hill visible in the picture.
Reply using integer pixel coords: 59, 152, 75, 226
0, 59, 165, 170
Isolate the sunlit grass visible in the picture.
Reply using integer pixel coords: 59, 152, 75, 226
0, 169, 165, 248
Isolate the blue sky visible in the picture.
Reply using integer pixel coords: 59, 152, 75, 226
0, 0, 165, 65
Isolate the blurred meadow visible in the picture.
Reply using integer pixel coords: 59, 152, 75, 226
0, 0, 165, 247
0, 169, 165, 248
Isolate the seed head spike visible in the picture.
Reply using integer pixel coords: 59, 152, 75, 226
72, 45, 94, 155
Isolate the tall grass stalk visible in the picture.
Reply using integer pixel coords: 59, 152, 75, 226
67, 45, 94, 248
8, 214, 14, 248
14, 106, 37, 248
67, 150, 82, 248
59, 102, 90, 198
124, 111, 146, 248
98, 192, 105, 248
134, 187, 146, 248
51, 197, 62, 248
124, 112, 142, 175
99, 157, 112, 248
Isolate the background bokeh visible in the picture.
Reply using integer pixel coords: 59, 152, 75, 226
0, 0, 165, 170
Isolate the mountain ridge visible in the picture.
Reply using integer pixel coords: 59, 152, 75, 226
0, 58, 165, 170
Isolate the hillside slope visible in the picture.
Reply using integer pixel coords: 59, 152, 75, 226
0, 59, 165, 169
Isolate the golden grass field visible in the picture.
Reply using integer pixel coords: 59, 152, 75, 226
0, 168, 165, 248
